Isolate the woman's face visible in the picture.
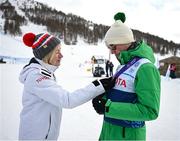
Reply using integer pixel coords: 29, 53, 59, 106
49, 45, 63, 66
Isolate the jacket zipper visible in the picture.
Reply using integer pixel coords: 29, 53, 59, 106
45, 114, 51, 139
122, 127, 125, 138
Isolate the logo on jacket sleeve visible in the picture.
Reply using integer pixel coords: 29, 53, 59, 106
36, 76, 50, 83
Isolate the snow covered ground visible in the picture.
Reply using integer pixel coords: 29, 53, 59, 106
0, 63, 180, 140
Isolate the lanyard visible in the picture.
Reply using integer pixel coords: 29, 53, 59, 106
114, 57, 141, 79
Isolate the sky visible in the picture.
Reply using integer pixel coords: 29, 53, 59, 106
35, 0, 180, 44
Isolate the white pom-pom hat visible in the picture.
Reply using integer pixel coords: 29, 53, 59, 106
105, 12, 134, 45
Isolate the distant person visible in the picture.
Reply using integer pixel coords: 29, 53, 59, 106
169, 63, 176, 79
0, 58, 6, 63
109, 61, 114, 76
92, 12, 161, 140
19, 32, 115, 140
165, 64, 170, 78
105, 60, 110, 77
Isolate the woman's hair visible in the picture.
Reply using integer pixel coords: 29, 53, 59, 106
42, 47, 55, 64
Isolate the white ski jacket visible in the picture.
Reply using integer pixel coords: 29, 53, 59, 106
19, 58, 105, 140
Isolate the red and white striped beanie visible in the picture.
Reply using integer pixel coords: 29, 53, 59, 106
23, 32, 60, 60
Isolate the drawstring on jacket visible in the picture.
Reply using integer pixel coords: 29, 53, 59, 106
122, 127, 125, 138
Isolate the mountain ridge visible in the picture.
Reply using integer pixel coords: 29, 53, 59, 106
0, 0, 180, 56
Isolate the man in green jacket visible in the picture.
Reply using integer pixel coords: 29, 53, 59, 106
92, 12, 161, 140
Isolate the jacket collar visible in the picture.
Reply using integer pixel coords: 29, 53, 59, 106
35, 58, 58, 73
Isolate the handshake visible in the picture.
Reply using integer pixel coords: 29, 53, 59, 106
92, 77, 115, 115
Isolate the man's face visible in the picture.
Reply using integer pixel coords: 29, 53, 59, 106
106, 43, 130, 58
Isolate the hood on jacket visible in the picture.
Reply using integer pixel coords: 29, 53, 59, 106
19, 58, 58, 84
19, 63, 40, 84
117, 41, 155, 65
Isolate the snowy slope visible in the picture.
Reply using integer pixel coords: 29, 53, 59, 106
0, 22, 48, 58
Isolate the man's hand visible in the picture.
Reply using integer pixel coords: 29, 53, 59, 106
92, 77, 115, 92
92, 93, 107, 115
99, 77, 115, 91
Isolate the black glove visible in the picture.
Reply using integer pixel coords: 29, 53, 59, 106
92, 93, 107, 115
99, 77, 115, 91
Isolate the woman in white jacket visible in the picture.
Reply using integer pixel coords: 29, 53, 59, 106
19, 32, 114, 140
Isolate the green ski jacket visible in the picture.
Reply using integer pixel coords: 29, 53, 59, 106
99, 41, 161, 140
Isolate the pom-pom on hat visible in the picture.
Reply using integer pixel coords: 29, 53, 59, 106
104, 12, 134, 46
23, 32, 60, 60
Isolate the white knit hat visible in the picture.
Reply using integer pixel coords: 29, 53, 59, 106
105, 12, 134, 45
